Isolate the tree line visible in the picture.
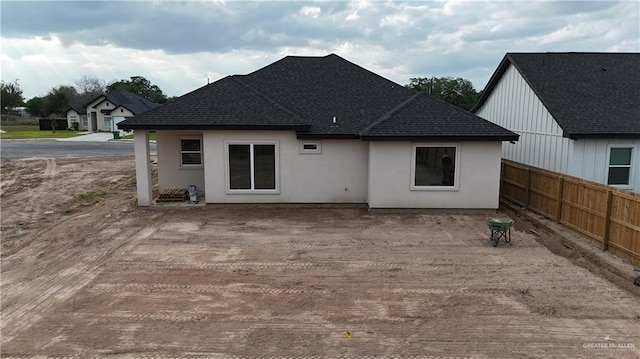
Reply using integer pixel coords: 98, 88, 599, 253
2, 75, 482, 118
1, 76, 168, 117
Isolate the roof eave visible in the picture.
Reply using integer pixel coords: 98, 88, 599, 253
296, 133, 360, 140
470, 54, 512, 113
118, 124, 311, 131
568, 132, 640, 140
360, 135, 520, 142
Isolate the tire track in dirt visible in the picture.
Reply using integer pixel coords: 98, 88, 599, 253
3, 356, 501, 359
0, 215, 164, 342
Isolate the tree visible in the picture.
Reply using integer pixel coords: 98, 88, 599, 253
25, 96, 46, 117
108, 76, 167, 103
74, 76, 106, 106
43, 85, 78, 116
407, 77, 479, 110
1, 80, 25, 114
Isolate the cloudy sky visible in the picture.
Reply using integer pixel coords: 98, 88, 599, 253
1, 0, 638, 100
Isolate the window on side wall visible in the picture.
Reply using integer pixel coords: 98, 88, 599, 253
227, 142, 278, 192
103, 116, 112, 128
180, 138, 203, 166
411, 145, 459, 190
607, 147, 633, 186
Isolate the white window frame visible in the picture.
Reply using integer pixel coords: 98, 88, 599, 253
81, 115, 88, 127
606, 145, 634, 189
410, 143, 460, 191
299, 141, 321, 154
180, 137, 203, 167
225, 140, 280, 194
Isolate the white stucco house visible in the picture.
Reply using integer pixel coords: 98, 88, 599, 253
119, 54, 518, 208
66, 90, 161, 133
472, 52, 640, 192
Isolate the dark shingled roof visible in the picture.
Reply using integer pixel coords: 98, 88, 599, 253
472, 52, 640, 138
91, 89, 162, 116
120, 54, 518, 141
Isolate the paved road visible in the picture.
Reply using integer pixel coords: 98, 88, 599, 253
0, 140, 157, 160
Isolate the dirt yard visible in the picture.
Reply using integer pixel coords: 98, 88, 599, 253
1, 156, 639, 358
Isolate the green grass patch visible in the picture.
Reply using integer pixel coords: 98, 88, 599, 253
121, 131, 156, 140
74, 191, 108, 202
0, 130, 85, 139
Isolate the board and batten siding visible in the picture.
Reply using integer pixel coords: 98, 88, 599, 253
571, 138, 640, 191
475, 64, 573, 174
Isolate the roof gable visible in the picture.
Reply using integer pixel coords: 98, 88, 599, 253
473, 52, 640, 138
84, 89, 161, 116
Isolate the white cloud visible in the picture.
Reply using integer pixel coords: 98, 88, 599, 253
300, 6, 321, 18
1, 0, 637, 100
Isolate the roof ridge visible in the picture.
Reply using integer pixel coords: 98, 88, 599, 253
231, 76, 307, 125
360, 92, 422, 135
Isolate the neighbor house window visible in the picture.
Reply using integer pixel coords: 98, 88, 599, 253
227, 142, 278, 191
180, 138, 202, 166
607, 147, 633, 186
81, 115, 88, 127
411, 144, 459, 189
103, 116, 112, 128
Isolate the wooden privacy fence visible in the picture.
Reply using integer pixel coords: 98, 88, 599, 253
500, 159, 640, 266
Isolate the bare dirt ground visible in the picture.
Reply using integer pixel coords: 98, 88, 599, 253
2, 156, 640, 358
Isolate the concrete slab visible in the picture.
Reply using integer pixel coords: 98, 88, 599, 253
57, 132, 114, 142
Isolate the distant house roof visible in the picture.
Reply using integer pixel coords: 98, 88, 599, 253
120, 54, 518, 141
472, 52, 640, 138
86, 89, 162, 116
66, 105, 86, 114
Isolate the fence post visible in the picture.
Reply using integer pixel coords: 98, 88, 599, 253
524, 167, 531, 209
500, 161, 504, 198
602, 190, 613, 251
556, 177, 564, 223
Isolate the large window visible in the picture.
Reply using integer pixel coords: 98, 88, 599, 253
180, 138, 202, 166
412, 145, 458, 189
227, 142, 278, 191
81, 115, 88, 127
607, 147, 633, 186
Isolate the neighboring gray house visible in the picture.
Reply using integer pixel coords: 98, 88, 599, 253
473, 52, 640, 192
119, 54, 518, 208
66, 89, 161, 132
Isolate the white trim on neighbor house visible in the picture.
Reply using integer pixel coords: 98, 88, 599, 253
224, 140, 280, 194
410, 143, 460, 191
606, 145, 635, 189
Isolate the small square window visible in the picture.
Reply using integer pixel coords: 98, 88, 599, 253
607, 147, 633, 186
180, 138, 202, 166
299, 141, 321, 154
